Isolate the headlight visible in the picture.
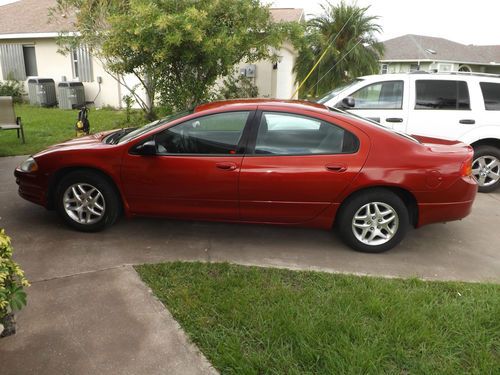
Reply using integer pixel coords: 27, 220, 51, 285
19, 157, 38, 173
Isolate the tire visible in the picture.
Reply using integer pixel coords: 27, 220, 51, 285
336, 189, 409, 253
55, 170, 121, 232
472, 145, 500, 193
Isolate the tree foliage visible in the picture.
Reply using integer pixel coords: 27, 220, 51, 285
52, 0, 301, 119
294, 1, 383, 99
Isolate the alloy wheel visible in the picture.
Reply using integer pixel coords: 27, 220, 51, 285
351, 202, 399, 246
472, 155, 500, 187
63, 183, 106, 225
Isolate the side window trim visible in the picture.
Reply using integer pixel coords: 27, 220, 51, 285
131, 110, 256, 157
349, 80, 404, 110
246, 110, 359, 157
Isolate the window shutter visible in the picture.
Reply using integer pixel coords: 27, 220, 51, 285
0, 44, 27, 80
74, 45, 93, 82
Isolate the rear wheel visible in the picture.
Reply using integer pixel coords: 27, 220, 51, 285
472, 145, 500, 193
55, 170, 121, 232
336, 189, 409, 253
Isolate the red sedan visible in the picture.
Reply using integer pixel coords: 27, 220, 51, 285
14, 100, 477, 252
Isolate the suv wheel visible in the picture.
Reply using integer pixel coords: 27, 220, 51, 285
56, 170, 121, 232
336, 189, 409, 253
472, 145, 500, 193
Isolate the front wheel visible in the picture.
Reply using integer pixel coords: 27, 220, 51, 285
55, 170, 121, 232
336, 189, 409, 253
472, 145, 500, 193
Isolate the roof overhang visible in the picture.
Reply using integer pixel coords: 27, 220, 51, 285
0, 31, 78, 40
380, 58, 500, 66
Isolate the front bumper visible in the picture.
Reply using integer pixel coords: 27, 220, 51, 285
14, 169, 48, 207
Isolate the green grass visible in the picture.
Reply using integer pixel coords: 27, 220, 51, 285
136, 262, 500, 375
0, 104, 129, 156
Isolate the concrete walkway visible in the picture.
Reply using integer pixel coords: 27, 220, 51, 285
1, 155, 499, 374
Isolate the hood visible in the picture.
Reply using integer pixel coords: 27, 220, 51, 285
34, 130, 117, 158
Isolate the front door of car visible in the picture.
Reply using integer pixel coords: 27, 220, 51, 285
239, 111, 368, 223
345, 79, 409, 132
120, 111, 252, 220
406, 78, 479, 140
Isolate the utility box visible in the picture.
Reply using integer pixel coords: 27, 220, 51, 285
58, 82, 86, 109
27, 78, 57, 107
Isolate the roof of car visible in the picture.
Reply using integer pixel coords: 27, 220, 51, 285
194, 99, 328, 113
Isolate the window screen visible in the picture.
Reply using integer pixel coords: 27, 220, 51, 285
480, 82, 500, 110
254, 112, 359, 155
415, 80, 470, 110
0, 44, 26, 80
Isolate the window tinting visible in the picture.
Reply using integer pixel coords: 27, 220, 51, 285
154, 111, 249, 154
350, 81, 403, 109
415, 80, 470, 110
254, 112, 359, 155
480, 82, 500, 110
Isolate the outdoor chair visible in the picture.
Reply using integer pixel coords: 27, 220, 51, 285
0, 96, 25, 143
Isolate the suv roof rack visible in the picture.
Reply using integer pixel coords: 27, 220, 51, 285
407, 70, 500, 78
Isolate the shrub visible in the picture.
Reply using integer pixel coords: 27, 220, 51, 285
0, 229, 29, 328
0, 79, 26, 103
216, 74, 259, 100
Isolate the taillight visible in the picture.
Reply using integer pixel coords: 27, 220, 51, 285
460, 155, 473, 177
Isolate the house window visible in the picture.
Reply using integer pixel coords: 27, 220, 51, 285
0, 43, 38, 80
410, 63, 420, 72
380, 64, 388, 74
438, 63, 453, 72
71, 45, 93, 82
22, 45, 38, 77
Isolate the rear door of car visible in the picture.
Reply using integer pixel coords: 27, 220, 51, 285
406, 77, 480, 140
238, 108, 369, 223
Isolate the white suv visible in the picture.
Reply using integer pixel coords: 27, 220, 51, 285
318, 72, 500, 192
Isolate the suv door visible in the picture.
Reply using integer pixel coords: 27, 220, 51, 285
344, 79, 409, 132
239, 110, 368, 223
121, 111, 252, 220
406, 78, 479, 140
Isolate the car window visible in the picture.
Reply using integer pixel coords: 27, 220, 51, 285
316, 79, 362, 104
254, 112, 359, 155
154, 111, 249, 154
415, 80, 470, 110
480, 82, 500, 110
349, 81, 403, 109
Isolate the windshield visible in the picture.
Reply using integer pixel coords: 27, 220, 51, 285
328, 106, 420, 144
116, 109, 194, 144
316, 79, 362, 104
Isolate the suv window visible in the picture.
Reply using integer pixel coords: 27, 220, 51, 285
480, 82, 500, 110
350, 81, 403, 109
254, 112, 359, 155
154, 111, 249, 154
415, 80, 470, 110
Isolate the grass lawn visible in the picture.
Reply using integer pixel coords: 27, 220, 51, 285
0, 104, 128, 157
136, 262, 499, 374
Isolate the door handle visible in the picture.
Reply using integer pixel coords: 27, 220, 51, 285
459, 119, 475, 125
215, 162, 238, 171
325, 164, 347, 172
386, 117, 403, 123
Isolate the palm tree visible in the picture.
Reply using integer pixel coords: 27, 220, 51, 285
294, 1, 383, 99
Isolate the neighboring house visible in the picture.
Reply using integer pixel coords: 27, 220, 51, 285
380, 34, 500, 75
0, 0, 303, 108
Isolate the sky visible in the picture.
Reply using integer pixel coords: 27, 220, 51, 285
0, 0, 498, 45
265, 0, 500, 45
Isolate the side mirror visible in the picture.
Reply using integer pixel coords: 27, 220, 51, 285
134, 140, 157, 156
340, 97, 355, 108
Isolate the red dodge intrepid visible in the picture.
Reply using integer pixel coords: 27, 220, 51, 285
15, 100, 477, 252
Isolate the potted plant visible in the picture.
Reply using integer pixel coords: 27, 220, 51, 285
0, 229, 29, 338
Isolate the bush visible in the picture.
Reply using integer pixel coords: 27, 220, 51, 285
0, 229, 29, 335
216, 74, 259, 100
0, 80, 26, 103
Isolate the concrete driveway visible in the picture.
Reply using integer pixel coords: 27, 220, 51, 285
0, 155, 499, 375
1, 155, 499, 283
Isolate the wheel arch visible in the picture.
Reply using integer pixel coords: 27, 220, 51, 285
470, 138, 500, 150
335, 186, 418, 228
47, 166, 126, 212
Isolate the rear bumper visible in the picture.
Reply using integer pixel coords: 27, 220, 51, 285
14, 169, 48, 207
416, 176, 477, 227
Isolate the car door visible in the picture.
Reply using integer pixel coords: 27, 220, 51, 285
346, 79, 409, 132
406, 78, 479, 140
239, 110, 368, 223
120, 111, 252, 220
